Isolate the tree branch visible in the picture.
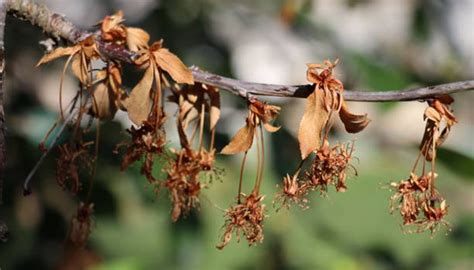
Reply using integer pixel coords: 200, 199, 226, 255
4, 0, 474, 103
0, 0, 8, 243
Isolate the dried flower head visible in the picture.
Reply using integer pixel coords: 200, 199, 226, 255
274, 174, 311, 210
305, 140, 356, 194
217, 193, 266, 250
119, 111, 167, 183
56, 142, 93, 195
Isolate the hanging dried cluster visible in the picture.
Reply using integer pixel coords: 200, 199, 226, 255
389, 97, 456, 234
29, 9, 460, 251
275, 60, 369, 210
217, 99, 280, 249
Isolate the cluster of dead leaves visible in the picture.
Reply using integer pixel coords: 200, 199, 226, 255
216, 99, 280, 249
389, 96, 456, 235
276, 60, 368, 210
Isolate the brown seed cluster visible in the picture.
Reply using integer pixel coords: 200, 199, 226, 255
217, 193, 265, 250
119, 111, 167, 183
306, 140, 356, 194
165, 148, 219, 221
390, 173, 449, 234
389, 96, 456, 235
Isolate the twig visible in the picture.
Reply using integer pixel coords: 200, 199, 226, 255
23, 108, 77, 195
3, 0, 473, 103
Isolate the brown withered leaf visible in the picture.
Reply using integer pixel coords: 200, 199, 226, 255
36, 46, 80, 67
101, 11, 124, 33
221, 123, 255, 155
338, 101, 370, 133
207, 86, 221, 130
71, 54, 89, 85
126, 27, 150, 52
153, 48, 194, 85
91, 82, 117, 120
124, 65, 154, 125
298, 89, 329, 160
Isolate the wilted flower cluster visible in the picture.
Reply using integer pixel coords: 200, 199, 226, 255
276, 60, 367, 210
56, 141, 94, 195
389, 96, 456, 235
164, 148, 219, 221
216, 99, 280, 248
217, 193, 266, 250
119, 111, 167, 183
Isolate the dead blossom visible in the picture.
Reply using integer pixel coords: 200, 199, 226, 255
276, 60, 365, 211
56, 142, 94, 195
217, 193, 266, 250
306, 140, 356, 194
388, 96, 456, 235
274, 174, 311, 210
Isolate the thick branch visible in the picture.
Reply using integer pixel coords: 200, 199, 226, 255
0, 0, 8, 242
4, 0, 474, 102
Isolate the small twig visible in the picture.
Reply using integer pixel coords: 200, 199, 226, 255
23, 108, 77, 195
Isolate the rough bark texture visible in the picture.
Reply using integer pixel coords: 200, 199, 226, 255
0, 0, 8, 243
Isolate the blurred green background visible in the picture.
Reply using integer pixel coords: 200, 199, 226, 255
0, 0, 473, 269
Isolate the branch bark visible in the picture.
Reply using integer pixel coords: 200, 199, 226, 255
0, 0, 8, 243
4, 0, 474, 102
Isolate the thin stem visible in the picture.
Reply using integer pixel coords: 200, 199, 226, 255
86, 119, 100, 203
253, 126, 262, 195
198, 103, 205, 151
237, 151, 248, 204
256, 124, 265, 192
23, 108, 78, 194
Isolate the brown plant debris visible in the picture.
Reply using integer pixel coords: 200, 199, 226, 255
217, 192, 266, 250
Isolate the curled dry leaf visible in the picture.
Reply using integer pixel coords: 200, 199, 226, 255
298, 89, 329, 160
338, 101, 370, 133
153, 48, 194, 85
207, 86, 221, 130
36, 46, 80, 67
221, 99, 280, 155
124, 65, 154, 125
221, 123, 255, 155
126, 27, 150, 52
91, 81, 117, 120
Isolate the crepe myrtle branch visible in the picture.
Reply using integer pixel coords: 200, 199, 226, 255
3, 0, 474, 102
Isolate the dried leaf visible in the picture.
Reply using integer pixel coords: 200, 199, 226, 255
153, 48, 194, 85
101, 11, 124, 33
424, 107, 441, 122
126, 27, 150, 52
207, 86, 221, 130
221, 124, 255, 155
71, 54, 89, 84
263, 123, 280, 133
124, 66, 154, 125
36, 46, 80, 66
338, 101, 370, 133
298, 89, 329, 159
91, 82, 117, 119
